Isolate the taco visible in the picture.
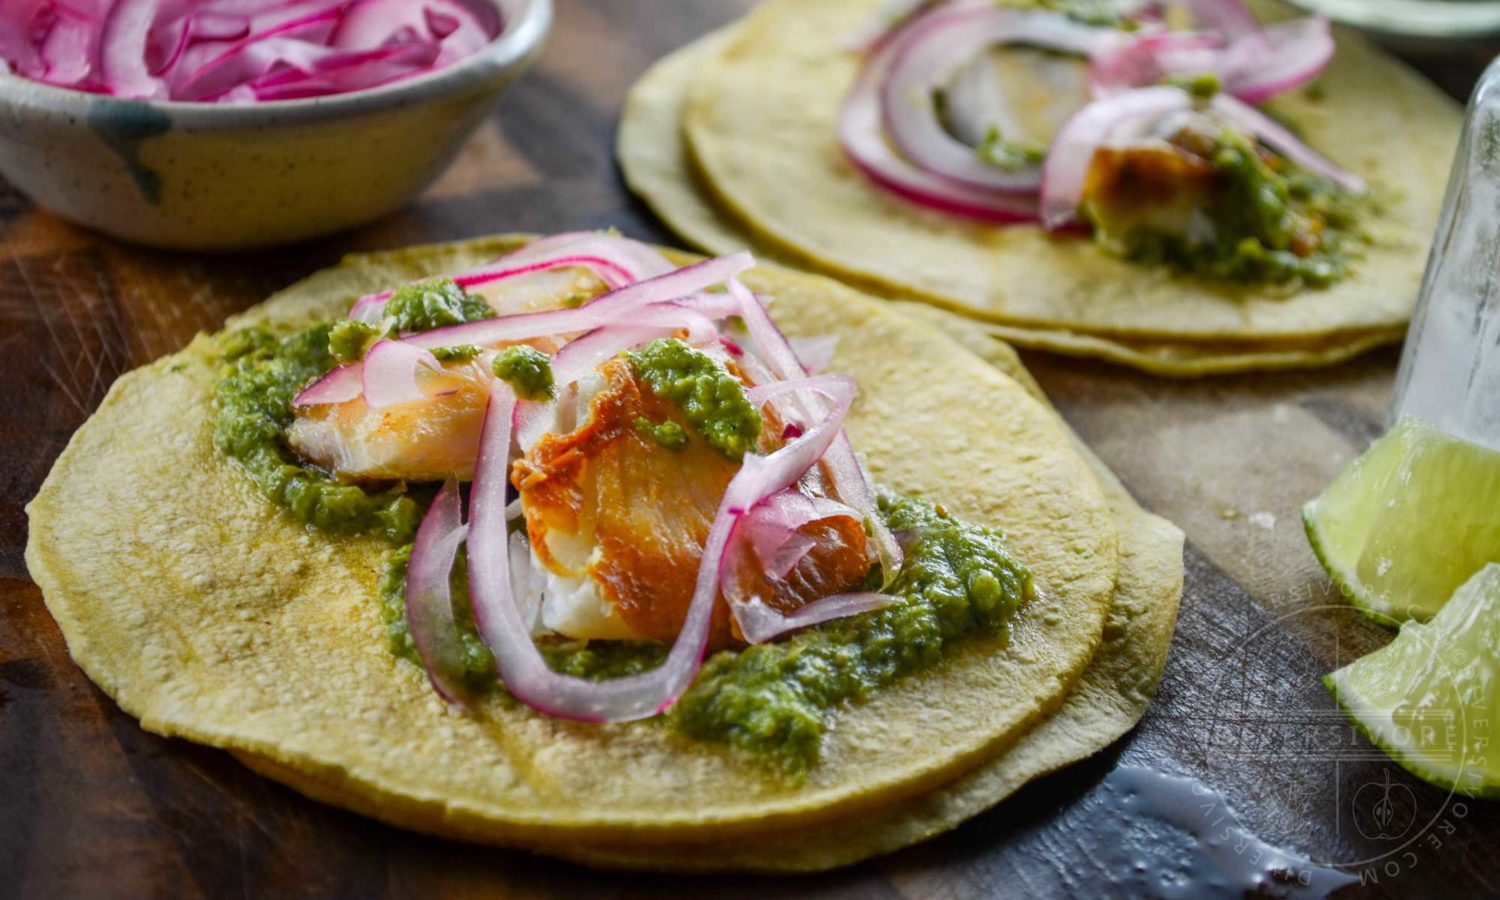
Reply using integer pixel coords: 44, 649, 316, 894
619, 0, 1459, 372
27, 233, 1177, 864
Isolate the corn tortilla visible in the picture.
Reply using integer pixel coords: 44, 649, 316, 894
617, 26, 1410, 375
231, 290, 1184, 874
678, 0, 1459, 342
27, 236, 1119, 848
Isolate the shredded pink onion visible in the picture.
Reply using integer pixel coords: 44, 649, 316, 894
466, 383, 726, 723
737, 490, 862, 579
838, 12, 1040, 223
361, 339, 443, 409
349, 255, 639, 324
730, 278, 904, 587
405, 478, 471, 705
787, 335, 839, 375
0, 0, 504, 102
1090, 17, 1334, 106
1040, 85, 1191, 229
1041, 86, 1365, 229
879, 5, 1112, 194
1208, 92, 1364, 192
731, 593, 892, 646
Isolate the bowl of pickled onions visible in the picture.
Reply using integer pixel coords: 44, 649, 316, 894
0, 0, 550, 249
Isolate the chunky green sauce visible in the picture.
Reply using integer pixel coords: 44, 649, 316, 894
376, 491, 1033, 776
977, 125, 1046, 172
627, 338, 761, 461
213, 327, 423, 542
386, 278, 495, 333
213, 280, 498, 540
491, 345, 556, 401
1084, 124, 1367, 287
633, 416, 689, 449
216, 314, 1033, 777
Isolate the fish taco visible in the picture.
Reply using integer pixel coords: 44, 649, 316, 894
620, 0, 1459, 371
27, 232, 1178, 864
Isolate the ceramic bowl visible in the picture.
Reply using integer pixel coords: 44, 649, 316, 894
0, 0, 551, 251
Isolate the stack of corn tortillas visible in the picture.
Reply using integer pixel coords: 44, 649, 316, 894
618, 0, 1461, 376
27, 236, 1184, 870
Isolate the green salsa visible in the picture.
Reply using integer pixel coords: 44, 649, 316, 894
977, 125, 1046, 172
1083, 123, 1368, 287
212, 281, 497, 540
431, 344, 483, 363
385, 278, 495, 333
376, 490, 1033, 777
215, 314, 1033, 778
633, 416, 689, 449
213, 327, 423, 542
491, 346, 556, 401
627, 338, 761, 461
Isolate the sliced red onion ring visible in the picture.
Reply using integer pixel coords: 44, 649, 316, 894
3, 0, 502, 101
360, 339, 446, 409
1208, 93, 1364, 192
1089, 31, 1220, 97
729, 279, 903, 586
100, 0, 168, 99
1091, 18, 1333, 107
1042, 86, 1365, 229
840, 15, 1038, 223
294, 360, 361, 408
738, 490, 862, 579
500, 231, 677, 281
880, 5, 1112, 193
405, 478, 471, 705
1220, 18, 1334, 106
731, 592, 891, 646
406, 251, 754, 350
787, 335, 839, 375
348, 255, 639, 324
467, 384, 721, 722
1041, 85, 1191, 229
300, 258, 753, 410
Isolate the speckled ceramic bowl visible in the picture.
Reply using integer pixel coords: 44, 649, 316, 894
0, 0, 550, 251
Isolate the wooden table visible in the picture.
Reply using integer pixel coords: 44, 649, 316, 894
3, 3, 1497, 896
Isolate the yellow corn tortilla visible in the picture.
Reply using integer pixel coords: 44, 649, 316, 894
617, 26, 1409, 376
679, 0, 1459, 343
27, 236, 1121, 849
233, 288, 1185, 875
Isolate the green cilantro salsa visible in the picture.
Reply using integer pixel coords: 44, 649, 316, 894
215, 311, 1033, 778
1082, 117, 1368, 287
213, 326, 423, 541
633, 416, 689, 449
386, 278, 495, 333
491, 345, 556, 401
627, 338, 761, 461
375, 490, 1033, 777
977, 125, 1046, 172
212, 279, 497, 541
328, 279, 495, 365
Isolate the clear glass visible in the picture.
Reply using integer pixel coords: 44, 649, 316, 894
1390, 55, 1500, 452
1288, 0, 1500, 39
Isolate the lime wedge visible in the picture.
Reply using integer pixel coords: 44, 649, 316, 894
1326, 564, 1500, 797
1303, 418, 1500, 623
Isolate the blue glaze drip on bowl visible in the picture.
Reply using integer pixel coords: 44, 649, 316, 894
85, 100, 172, 204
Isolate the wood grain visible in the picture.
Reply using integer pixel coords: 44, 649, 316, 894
4, 1, 1499, 897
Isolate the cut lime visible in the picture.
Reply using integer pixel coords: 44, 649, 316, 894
1303, 417, 1500, 623
1326, 564, 1500, 798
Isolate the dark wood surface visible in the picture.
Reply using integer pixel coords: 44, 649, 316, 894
4, 3, 1499, 897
